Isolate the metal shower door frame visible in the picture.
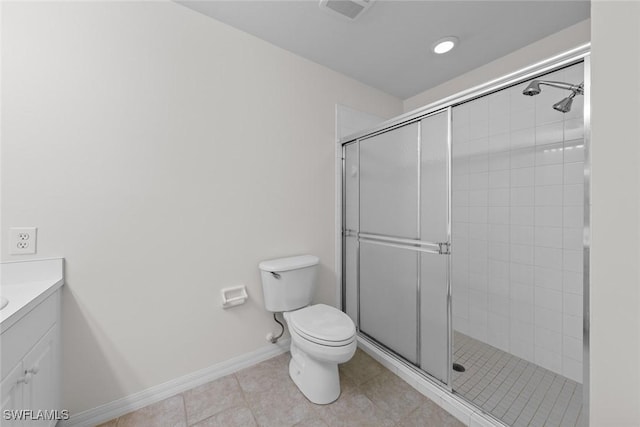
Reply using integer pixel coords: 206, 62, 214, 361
341, 107, 453, 388
340, 44, 591, 421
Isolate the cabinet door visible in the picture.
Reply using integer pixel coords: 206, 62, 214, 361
1, 362, 24, 427
23, 327, 59, 426
360, 123, 419, 238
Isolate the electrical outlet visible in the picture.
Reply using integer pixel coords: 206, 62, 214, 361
9, 227, 37, 255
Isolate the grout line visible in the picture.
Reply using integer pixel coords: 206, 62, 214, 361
477, 354, 520, 407
453, 332, 582, 427
180, 392, 188, 427
233, 373, 259, 427
548, 381, 575, 427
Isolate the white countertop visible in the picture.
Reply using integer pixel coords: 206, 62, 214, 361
0, 258, 64, 333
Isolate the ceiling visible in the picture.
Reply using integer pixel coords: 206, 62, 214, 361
177, 1, 590, 99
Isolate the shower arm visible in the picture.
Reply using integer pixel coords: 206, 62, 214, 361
537, 80, 584, 95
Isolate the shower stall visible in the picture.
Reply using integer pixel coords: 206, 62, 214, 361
341, 48, 589, 427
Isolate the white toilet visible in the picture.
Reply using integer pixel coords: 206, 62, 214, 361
258, 254, 357, 404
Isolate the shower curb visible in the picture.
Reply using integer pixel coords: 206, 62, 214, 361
357, 335, 508, 427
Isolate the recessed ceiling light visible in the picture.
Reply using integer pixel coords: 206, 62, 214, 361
432, 36, 458, 54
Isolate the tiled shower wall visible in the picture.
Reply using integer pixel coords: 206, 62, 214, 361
451, 63, 584, 383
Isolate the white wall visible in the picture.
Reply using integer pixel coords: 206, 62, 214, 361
0, 1, 401, 414
451, 63, 585, 383
403, 20, 590, 113
336, 105, 384, 141
590, 1, 640, 425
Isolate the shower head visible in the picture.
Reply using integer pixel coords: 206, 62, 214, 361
553, 92, 577, 113
522, 81, 541, 96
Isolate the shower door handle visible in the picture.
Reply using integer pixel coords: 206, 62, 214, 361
437, 242, 451, 255
357, 233, 448, 255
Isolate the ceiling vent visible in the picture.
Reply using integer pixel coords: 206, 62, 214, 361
319, 0, 375, 21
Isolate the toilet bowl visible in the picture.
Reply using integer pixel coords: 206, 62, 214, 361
284, 304, 357, 404
258, 255, 357, 404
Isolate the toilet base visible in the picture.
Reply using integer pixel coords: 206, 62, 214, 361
288, 341, 340, 404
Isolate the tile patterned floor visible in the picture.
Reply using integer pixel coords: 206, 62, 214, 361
453, 332, 584, 427
98, 349, 464, 427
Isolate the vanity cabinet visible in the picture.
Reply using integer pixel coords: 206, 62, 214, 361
1, 363, 24, 424
1, 291, 61, 426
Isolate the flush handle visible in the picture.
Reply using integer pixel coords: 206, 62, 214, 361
270, 272, 281, 279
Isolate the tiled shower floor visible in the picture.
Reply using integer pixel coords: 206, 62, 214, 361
453, 332, 584, 427
97, 349, 464, 427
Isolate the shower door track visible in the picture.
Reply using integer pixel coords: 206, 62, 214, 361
339, 44, 590, 146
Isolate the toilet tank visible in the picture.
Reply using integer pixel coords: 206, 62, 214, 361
258, 255, 319, 312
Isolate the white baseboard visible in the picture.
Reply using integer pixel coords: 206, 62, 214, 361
63, 339, 291, 427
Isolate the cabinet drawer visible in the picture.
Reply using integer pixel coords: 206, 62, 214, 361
1, 292, 58, 380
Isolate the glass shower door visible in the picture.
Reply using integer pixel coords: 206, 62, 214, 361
360, 242, 419, 362
355, 111, 451, 379
420, 110, 451, 383
358, 122, 420, 363
359, 123, 419, 238
419, 110, 451, 384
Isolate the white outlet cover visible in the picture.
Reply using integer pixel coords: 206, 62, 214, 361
9, 227, 37, 255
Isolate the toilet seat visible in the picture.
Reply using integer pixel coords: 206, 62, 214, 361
290, 323, 356, 347
287, 304, 356, 347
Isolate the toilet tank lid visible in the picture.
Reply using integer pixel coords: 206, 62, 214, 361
258, 255, 319, 272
